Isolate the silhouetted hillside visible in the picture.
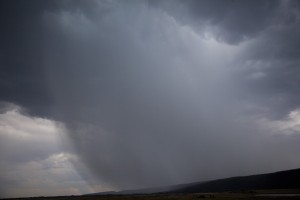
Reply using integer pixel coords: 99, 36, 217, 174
172, 168, 300, 193
87, 168, 300, 196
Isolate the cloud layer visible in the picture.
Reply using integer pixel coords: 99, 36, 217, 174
0, 105, 110, 198
1, 0, 300, 197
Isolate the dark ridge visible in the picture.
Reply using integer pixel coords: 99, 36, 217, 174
172, 168, 300, 193
87, 168, 300, 196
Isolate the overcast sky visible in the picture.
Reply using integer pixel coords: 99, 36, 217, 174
1, 0, 300, 198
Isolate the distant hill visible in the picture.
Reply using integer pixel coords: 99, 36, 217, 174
172, 168, 300, 193
86, 185, 180, 196
87, 168, 300, 195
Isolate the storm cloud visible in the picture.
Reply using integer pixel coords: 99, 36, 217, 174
1, 0, 300, 197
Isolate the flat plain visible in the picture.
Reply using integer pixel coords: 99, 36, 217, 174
5, 190, 300, 200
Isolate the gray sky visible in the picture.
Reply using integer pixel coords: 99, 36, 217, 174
1, 0, 300, 198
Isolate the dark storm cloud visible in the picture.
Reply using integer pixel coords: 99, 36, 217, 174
0, 0, 57, 117
231, 3, 300, 119
155, 0, 280, 44
41, 0, 300, 189
1, 0, 300, 196
0, 0, 100, 117
155, 0, 300, 118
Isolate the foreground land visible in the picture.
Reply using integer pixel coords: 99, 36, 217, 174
4, 168, 300, 200
5, 189, 300, 200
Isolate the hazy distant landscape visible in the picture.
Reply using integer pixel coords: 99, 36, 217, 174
4, 168, 300, 199
83, 168, 300, 196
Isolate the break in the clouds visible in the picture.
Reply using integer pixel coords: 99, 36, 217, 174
0, 104, 111, 198
1, 0, 300, 198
